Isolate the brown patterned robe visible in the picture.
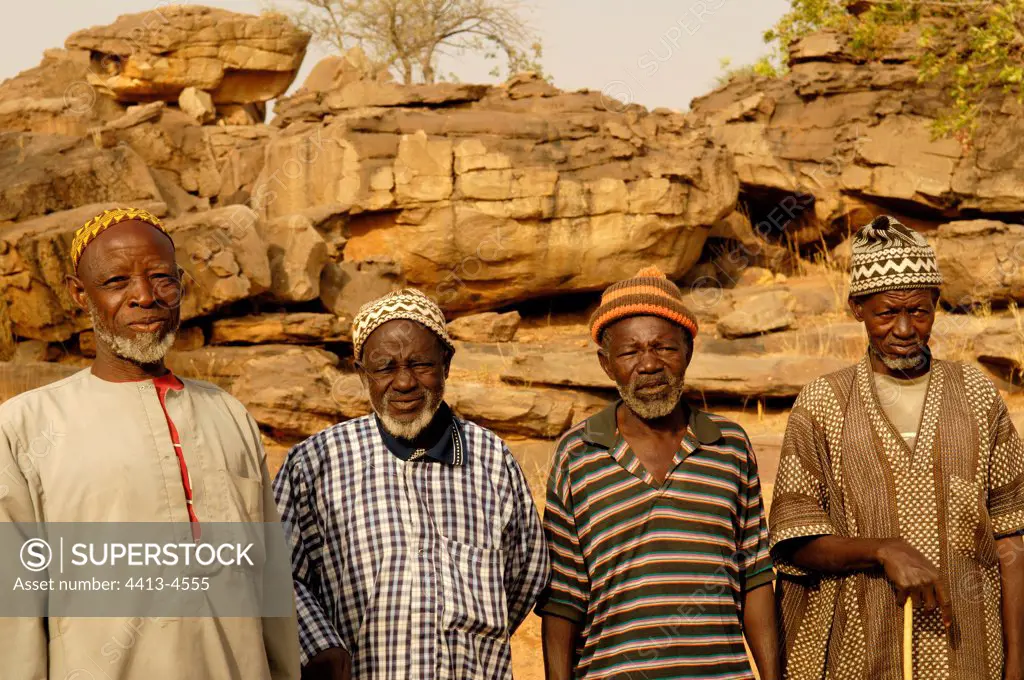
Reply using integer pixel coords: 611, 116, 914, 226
770, 355, 1024, 679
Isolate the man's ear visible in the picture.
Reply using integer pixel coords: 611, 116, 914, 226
848, 296, 865, 322
66, 274, 88, 312
597, 346, 615, 382
443, 349, 452, 379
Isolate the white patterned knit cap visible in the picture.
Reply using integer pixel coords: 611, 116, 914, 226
352, 288, 454, 360
849, 215, 942, 297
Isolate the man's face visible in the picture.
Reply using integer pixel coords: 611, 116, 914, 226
66, 220, 182, 365
357, 319, 451, 440
598, 315, 692, 420
849, 288, 938, 371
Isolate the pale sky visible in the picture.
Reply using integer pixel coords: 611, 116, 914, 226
0, 0, 790, 112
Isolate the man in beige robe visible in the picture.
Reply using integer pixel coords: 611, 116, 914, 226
0, 208, 300, 679
770, 215, 1024, 679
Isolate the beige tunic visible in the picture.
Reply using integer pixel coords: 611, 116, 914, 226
770, 355, 1024, 680
0, 368, 300, 680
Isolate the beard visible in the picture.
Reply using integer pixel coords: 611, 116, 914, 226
871, 343, 931, 372
88, 302, 177, 365
617, 371, 686, 421
366, 376, 446, 441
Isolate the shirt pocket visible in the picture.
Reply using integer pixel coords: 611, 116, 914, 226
949, 475, 996, 565
438, 537, 509, 640
223, 471, 263, 522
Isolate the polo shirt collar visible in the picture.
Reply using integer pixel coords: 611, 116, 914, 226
375, 402, 466, 466
582, 399, 722, 449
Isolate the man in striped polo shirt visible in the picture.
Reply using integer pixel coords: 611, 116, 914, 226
538, 266, 781, 680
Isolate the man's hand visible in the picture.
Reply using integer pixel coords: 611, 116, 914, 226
301, 647, 351, 680
877, 538, 951, 628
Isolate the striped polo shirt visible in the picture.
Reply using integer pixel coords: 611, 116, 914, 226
537, 400, 773, 679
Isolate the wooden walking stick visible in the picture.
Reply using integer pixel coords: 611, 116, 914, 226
903, 597, 913, 680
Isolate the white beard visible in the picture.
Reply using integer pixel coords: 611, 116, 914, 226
88, 303, 176, 365
365, 376, 446, 441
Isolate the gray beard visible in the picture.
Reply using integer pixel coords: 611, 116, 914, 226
871, 344, 931, 371
88, 303, 176, 365
366, 377, 446, 441
617, 373, 687, 421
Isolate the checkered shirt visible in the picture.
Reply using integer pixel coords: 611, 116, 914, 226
273, 413, 550, 679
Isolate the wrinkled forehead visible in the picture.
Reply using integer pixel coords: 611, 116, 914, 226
362, 319, 443, 358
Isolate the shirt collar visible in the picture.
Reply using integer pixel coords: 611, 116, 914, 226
153, 372, 184, 392
582, 399, 722, 449
374, 402, 465, 466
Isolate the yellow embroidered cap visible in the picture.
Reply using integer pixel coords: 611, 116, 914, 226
70, 207, 171, 272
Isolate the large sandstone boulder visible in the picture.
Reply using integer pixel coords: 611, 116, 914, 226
717, 289, 796, 338
0, 48, 128, 136
209, 313, 350, 345
690, 25, 1024, 245
257, 68, 738, 312
90, 105, 273, 201
65, 6, 310, 104
448, 311, 521, 342
170, 206, 272, 321
319, 258, 405, 321
932, 220, 1024, 308
0, 133, 161, 222
260, 214, 329, 302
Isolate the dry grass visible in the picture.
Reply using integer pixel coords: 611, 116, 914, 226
775, 325, 862, 360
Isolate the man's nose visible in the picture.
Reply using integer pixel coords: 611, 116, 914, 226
637, 349, 664, 373
391, 366, 417, 391
127, 276, 157, 307
893, 313, 915, 338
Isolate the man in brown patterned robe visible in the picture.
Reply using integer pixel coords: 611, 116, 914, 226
770, 215, 1024, 679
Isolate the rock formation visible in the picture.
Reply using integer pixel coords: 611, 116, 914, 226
690, 25, 1024, 257
2, 7, 1024, 505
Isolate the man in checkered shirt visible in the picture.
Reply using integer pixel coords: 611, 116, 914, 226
273, 289, 550, 679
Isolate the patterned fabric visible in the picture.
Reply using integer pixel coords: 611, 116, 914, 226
589, 265, 699, 344
849, 215, 942, 297
537, 401, 773, 679
272, 411, 550, 678
351, 288, 455, 361
770, 354, 1024, 679
71, 206, 170, 271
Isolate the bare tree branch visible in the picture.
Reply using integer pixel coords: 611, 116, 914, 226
285, 0, 543, 83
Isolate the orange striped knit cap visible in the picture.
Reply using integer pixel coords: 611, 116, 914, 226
589, 265, 698, 344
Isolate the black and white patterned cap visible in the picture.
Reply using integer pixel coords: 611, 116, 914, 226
849, 215, 942, 297
352, 288, 454, 360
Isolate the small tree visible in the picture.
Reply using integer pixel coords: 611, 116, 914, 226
290, 0, 543, 84
760, 1, 1024, 140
